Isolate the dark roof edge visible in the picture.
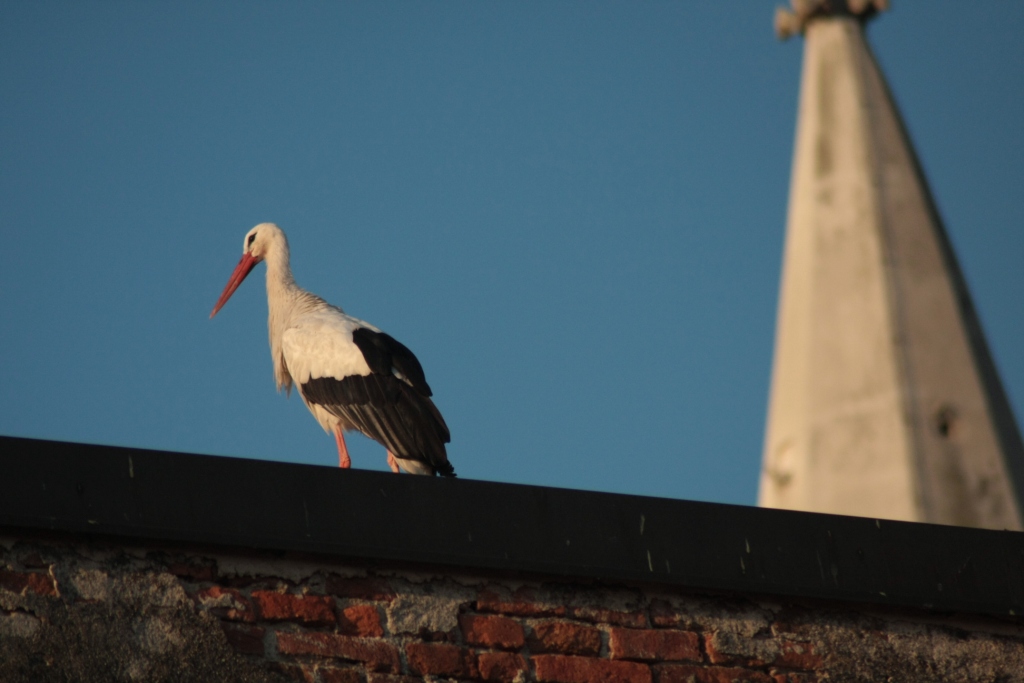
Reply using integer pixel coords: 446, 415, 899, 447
2, 436, 1022, 620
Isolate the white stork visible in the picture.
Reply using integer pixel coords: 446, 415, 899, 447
210, 223, 454, 477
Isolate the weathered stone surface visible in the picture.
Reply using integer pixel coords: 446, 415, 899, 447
760, 2, 1024, 531
0, 613, 41, 639
649, 595, 773, 637
0, 571, 284, 682
386, 591, 468, 635
2, 537, 1023, 683
196, 585, 257, 622
705, 629, 781, 666
792, 614, 1024, 682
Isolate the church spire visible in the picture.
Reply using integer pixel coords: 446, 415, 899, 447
758, 1, 1024, 529
774, 0, 888, 40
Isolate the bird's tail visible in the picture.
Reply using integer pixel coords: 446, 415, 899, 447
435, 461, 456, 478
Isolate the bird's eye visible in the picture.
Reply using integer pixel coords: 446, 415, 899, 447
247, 233, 257, 248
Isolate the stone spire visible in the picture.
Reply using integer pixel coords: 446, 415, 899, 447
774, 0, 888, 40
758, 1, 1024, 529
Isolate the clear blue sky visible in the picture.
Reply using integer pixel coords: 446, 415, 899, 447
1, 2, 1021, 506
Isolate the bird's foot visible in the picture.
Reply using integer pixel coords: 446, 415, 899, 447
387, 451, 401, 473
334, 430, 352, 469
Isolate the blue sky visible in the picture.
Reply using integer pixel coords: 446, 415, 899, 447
1, 2, 1021, 506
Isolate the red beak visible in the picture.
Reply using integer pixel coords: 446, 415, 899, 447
210, 253, 259, 318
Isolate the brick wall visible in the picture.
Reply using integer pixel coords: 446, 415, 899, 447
2, 534, 1022, 683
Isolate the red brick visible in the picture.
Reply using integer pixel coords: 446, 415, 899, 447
339, 604, 384, 637
478, 652, 528, 682
477, 587, 646, 627
460, 614, 525, 650
317, 666, 363, 683
196, 586, 256, 622
529, 621, 602, 656
406, 642, 478, 679
477, 587, 567, 618
569, 605, 648, 628
0, 569, 57, 597
326, 576, 396, 602
253, 590, 336, 625
166, 560, 217, 582
534, 654, 651, 683
18, 552, 48, 569
367, 675, 425, 683
610, 628, 701, 662
656, 665, 774, 683
276, 632, 400, 673
649, 600, 683, 628
221, 623, 265, 656
773, 641, 822, 671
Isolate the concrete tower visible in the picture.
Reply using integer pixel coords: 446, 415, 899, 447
758, 0, 1024, 529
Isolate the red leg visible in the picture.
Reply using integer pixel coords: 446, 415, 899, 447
386, 451, 401, 473
334, 429, 351, 469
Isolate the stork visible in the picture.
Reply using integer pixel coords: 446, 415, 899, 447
210, 223, 454, 477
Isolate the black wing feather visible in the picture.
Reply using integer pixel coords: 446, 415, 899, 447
302, 328, 452, 476
352, 328, 432, 396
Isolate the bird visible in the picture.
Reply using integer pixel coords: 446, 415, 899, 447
210, 222, 454, 477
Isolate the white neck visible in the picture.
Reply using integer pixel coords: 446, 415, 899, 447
264, 238, 303, 393
264, 238, 297, 304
